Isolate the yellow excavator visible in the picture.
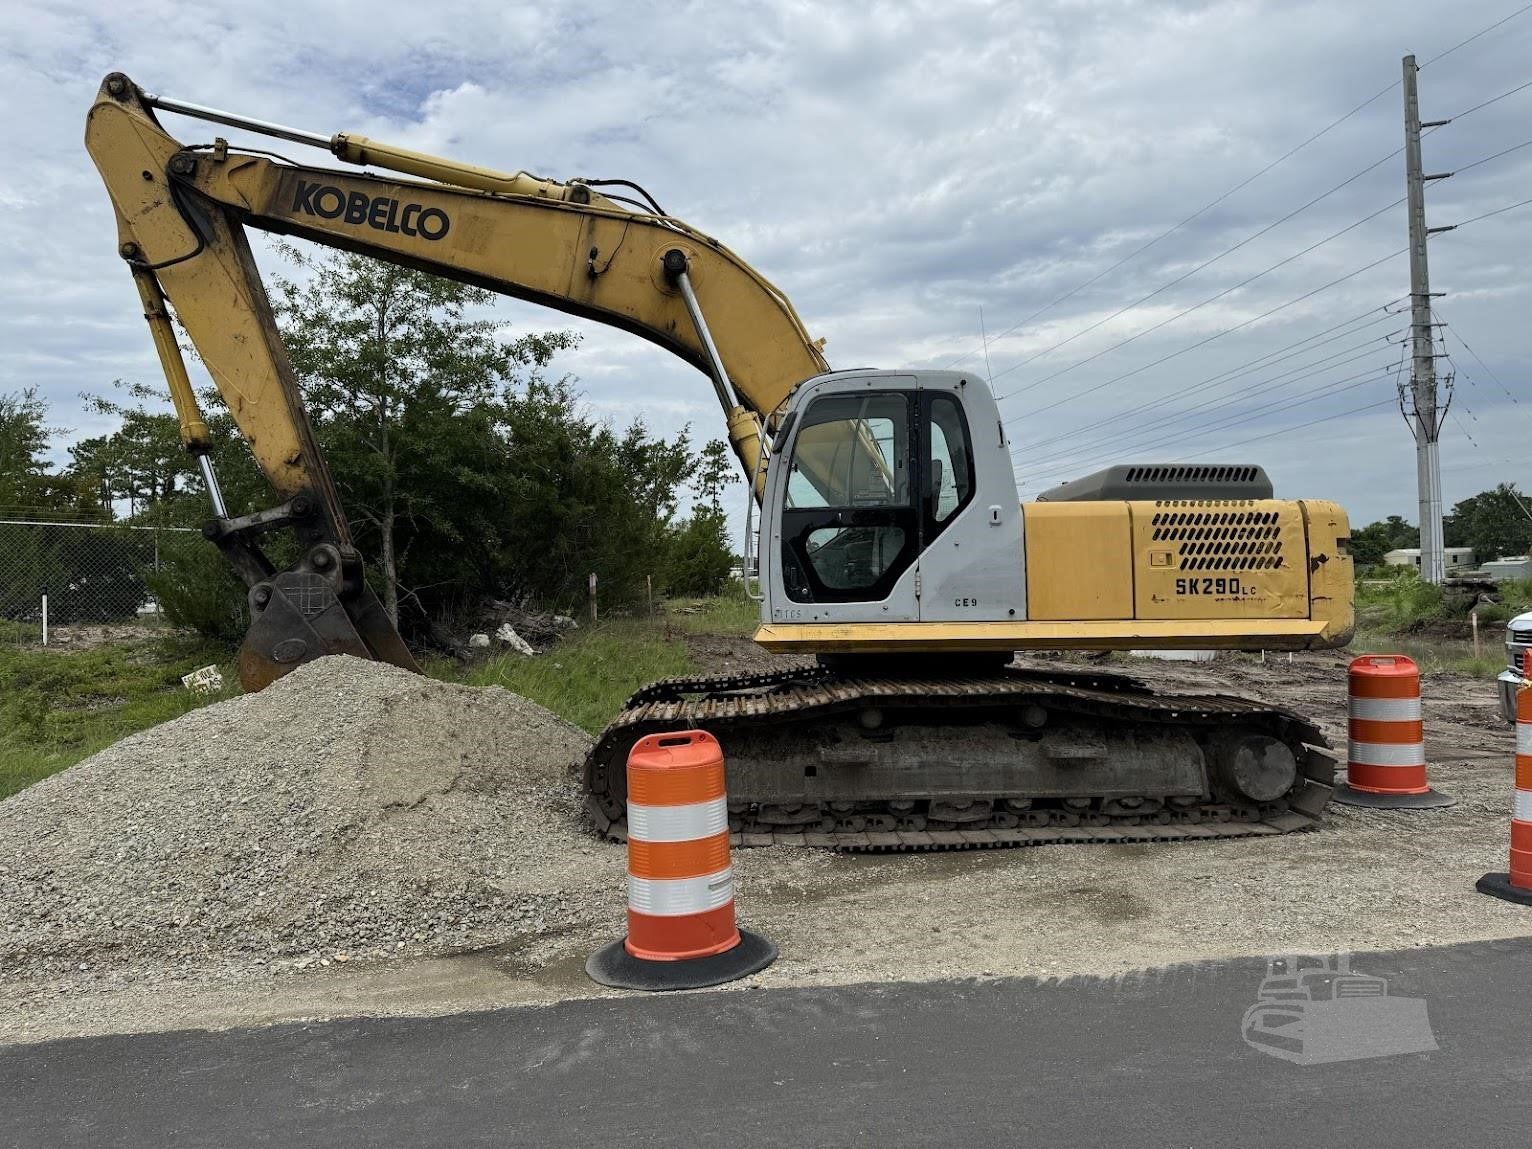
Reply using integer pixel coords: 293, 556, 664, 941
87, 73, 1354, 851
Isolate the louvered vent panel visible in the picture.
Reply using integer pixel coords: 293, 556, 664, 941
1123, 465, 1262, 486
1150, 505, 1286, 572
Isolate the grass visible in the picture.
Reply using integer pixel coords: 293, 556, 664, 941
0, 635, 238, 801
441, 590, 762, 735
1354, 572, 1447, 631
442, 617, 699, 734
451, 589, 760, 736
1351, 570, 1532, 677
0, 619, 37, 644
651, 587, 761, 637
1350, 629, 1506, 679
443, 590, 760, 734
4, 574, 1517, 806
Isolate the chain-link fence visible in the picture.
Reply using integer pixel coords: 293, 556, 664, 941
0, 519, 197, 647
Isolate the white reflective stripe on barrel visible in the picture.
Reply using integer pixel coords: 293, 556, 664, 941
1517, 724, 1532, 757
627, 868, 734, 916
1348, 740, 1427, 767
1515, 790, 1532, 823
1348, 696, 1422, 722
626, 797, 729, 843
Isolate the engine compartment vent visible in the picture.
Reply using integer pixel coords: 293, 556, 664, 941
1151, 508, 1286, 571
1035, 463, 1274, 503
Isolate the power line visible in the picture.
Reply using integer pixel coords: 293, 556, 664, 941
1451, 407, 1482, 447
1011, 304, 1401, 453
1019, 364, 1396, 483
1016, 337, 1395, 473
994, 196, 1405, 403
999, 245, 1408, 424
1448, 77, 1532, 121
1007, 299, 1405, 453
939, 6, 1532, 374
1023, 375, 1393, 487
1000, 185, 1532, 438
1163, 397, 1398, 465
1421, 3, 1532, 68
1433, 347, 1524, 512
970, 153, 1406, 383
1434, 306, 1521, 404
1448, 193, 1532, 228
1451, 136, 1532, 177
1004, 11, 1532, 490
1014, 331, 1400, 472
1444, 408, 1532, 521
935, 76, 1398, 372
1154, 368, 1395, 459
993, 112, 1530, 407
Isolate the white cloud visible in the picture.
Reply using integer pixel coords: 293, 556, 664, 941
3, 0, 1530, 531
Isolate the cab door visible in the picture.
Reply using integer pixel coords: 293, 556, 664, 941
771, 380, 921, 623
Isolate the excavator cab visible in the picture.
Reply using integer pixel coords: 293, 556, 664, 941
764, 371, 1022, 626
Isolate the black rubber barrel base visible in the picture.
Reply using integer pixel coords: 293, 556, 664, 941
1477, 872, 1532, 906
1333, 784, 1455, 809
586, 928, 777, 991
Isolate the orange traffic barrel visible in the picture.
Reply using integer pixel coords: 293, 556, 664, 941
1333, 654, 1454, 809
586, 730, 777, 990
1478, 650, 1532, 905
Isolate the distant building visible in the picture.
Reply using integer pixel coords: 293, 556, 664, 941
1383, 547, 1476, 570
1484, 556, 1532, 581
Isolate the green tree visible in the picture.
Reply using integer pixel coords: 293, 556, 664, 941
395, 378, 702, 612
0, 388, 52, 507
88, 246, 720, 642
272, 243, 577, 625
64, 381, 291, 639
0, 388, 103, 514
69, 382, 280, 529
695, 438, 740, 514
662, 507, 734, 596
659, 439, 739, 597
1444, 484, 1532, 562
1350, 514, 1420, 567
70, 382, 195, 515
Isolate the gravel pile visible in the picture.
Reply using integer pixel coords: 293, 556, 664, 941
0, 657, 607, 985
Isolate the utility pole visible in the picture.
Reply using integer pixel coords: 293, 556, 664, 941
1402, 54, 1454, 584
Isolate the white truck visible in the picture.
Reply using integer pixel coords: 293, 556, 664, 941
1498, 613, 1532, 722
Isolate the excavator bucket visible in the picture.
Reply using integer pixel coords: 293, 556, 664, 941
236, 559, 422, 692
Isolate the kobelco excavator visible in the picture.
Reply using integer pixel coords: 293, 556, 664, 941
86, 73, 1354, 851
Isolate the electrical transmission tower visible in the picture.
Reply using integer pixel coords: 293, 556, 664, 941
1401, 54, 1455, 584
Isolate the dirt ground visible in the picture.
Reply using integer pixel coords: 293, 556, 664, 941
12, 622, 173, 652
4, 647, 1527, 1047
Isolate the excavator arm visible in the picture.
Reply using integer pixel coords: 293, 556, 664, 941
85, 72, 829, 688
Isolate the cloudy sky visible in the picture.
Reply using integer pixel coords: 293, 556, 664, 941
3, 0, 1530, 532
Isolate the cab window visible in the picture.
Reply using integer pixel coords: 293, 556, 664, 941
785, 394, 909, 510
925, 393, 974, 534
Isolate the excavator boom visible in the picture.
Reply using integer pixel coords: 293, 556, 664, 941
86, 73, 827, 688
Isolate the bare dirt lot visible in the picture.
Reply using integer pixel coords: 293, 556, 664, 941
3, 649, 1526, 1047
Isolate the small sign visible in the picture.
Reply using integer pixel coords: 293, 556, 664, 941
181, 665, 225, 695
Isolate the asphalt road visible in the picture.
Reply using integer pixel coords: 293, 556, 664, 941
4, 937, 1530, 1148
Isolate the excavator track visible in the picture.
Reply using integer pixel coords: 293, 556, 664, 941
583, 663, 1336, 853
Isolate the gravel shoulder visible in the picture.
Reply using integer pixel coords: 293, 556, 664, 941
4, 651, 1527, 1047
